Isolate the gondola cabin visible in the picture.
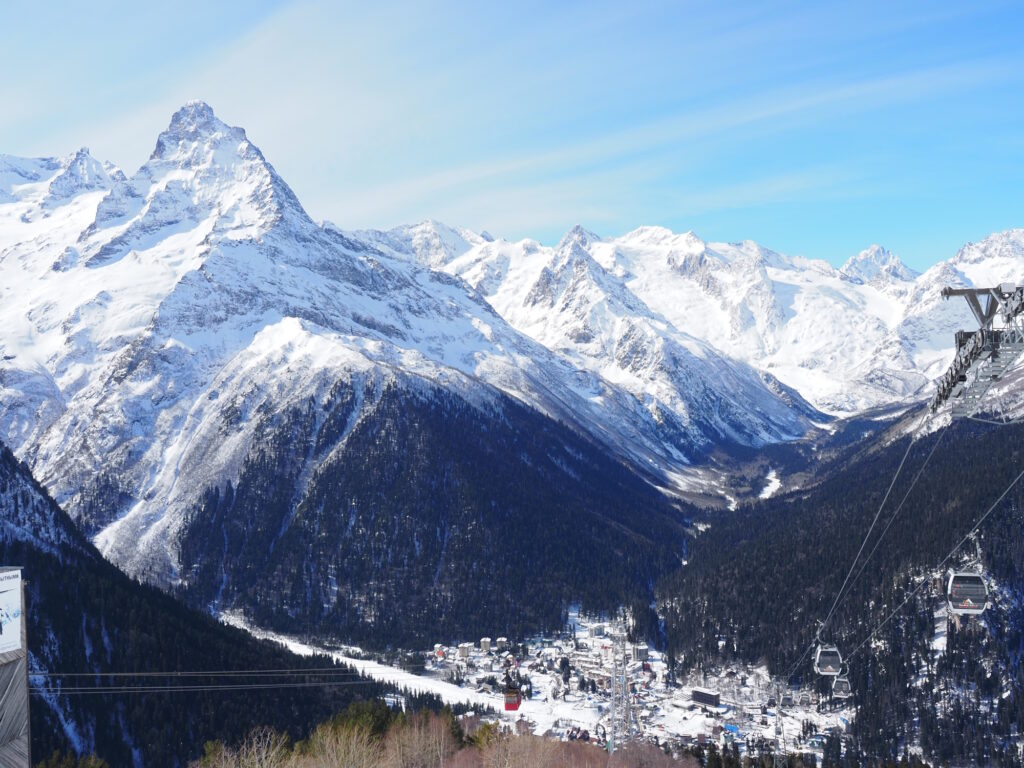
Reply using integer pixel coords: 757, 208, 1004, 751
832, 675, 852, 700
813, 644, 843, 676
504, 686, 522, 711
947, 571, 988, 616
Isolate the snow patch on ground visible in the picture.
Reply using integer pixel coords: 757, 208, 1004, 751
759, 469, 781, 500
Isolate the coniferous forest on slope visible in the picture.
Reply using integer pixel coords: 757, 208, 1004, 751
177, 379, 691, 647
659, 417, 1024, 765
0, 445, 440, 768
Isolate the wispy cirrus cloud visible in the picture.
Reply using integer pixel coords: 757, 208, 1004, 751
5, 0, 1022, 267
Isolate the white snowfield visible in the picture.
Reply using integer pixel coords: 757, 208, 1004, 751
0, 100, 1022, 586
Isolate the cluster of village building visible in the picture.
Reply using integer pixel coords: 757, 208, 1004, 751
418, 613, 852, 758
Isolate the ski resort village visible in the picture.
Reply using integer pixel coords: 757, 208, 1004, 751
228, 608, 856, 761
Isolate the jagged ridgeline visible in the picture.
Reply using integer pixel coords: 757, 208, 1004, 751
0, 101, 793, 641
178, 375, 690, 647
0, 444, 413, 767
659, 417, 1024, 764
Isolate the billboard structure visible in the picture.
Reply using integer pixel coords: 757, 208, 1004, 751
0, 570, 22, 655
0, 568, 28, 768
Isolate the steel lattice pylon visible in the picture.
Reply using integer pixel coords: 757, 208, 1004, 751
932, 285, 1024, 417
608, 634, 635, 753
773, 684, 787, 768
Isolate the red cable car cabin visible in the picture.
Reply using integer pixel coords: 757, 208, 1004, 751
504, 686, 522, 711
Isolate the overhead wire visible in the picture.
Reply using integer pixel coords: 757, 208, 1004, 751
30, 679, 387, 696
36, 665, 366, 678
815, 410, 928, 640
836, 424, 950, 613
32, 663, 407, 697
782, 410, 933, 683
846, 461, 1024, 662
783, 640, 816, 684
782, 407, 960, 684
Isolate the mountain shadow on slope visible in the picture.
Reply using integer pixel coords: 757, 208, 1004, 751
178, 377, 691, 648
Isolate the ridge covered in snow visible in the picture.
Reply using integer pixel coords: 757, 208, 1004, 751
2, 101, 1022, 583
0, 102, 818, 581
841, 244, 920, 284
360, 220, 1024, 415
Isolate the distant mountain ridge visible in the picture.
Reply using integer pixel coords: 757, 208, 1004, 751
360, 220, 1024, 414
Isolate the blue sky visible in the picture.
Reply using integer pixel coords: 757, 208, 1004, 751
2, 0, 1022, 270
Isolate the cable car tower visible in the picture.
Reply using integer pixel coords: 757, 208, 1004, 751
772, 684, 788, 768
607, 634, 635, 753
931, 284, 1024, 419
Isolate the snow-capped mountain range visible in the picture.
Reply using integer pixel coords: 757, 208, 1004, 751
0, 102, 809, 582
0, 101, 1021, 586
360, 220, 1024, 414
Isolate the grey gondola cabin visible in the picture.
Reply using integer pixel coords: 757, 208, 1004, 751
832, 675, 852, 700
946, 571, 988, 616
813, 644, 843, 676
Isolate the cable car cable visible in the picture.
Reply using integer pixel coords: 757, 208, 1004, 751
783, 641, 816, 683
835, 425, 950, 612
817, 410, 927, 637
845, 462, 1024, 662
781, 410, 931, 683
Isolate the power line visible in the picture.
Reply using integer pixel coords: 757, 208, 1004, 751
30, 678, 386, 696
36, 666, 365, 678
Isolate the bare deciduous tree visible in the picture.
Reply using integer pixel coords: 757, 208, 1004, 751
298, 722, 377, 768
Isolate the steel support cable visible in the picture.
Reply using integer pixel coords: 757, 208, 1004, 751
846, 462, 1024, 662
832, 424, 950, 619
781, 409, 931, 683
783, 640, 816, 684
817, 410, 928, 638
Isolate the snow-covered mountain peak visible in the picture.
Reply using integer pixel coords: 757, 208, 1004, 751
147, 101, 273, 185
841, 244, 918, 284
952, 229, 1024, 268
46, 147, 115, 203
526, 223, 643, 316
157, 100, 237, 152
354, 219, 484, 268
90, 101, 311, 244
618, 225, 702, 250
557, 224, 601, 251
